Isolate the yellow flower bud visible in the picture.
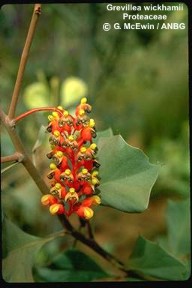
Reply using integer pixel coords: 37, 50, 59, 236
41, 195, 51, 206
92, 170, 99, 177
56, 151, 63, 158
63, 110, 69, 117
49, 204, 60, 215
82, 168, 88, 175
90, 143, 97, 150
53, 130, 60, 137
68, 135, 74, 142
89, 119, 95, 128
55, 183, 61, 189
92, 177, 100, 186
81, 97, 87, 104
91, 195, 101, 205
84, 207, 94, 219
80, 147, 87, 153
69, 188, 75, 193
79, 109, 85, 116
50, 163, 57, 170
52, 111, 59, 118
65, 169, 71, 176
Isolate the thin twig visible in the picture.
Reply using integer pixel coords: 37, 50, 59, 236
86, 220, 95, 239
1, 152, 23, 163
58, 214, 125, 270
14, 107, 63, 124
8, 4, 42, 119
1, 4, 49, 195
58, 214, 160, 281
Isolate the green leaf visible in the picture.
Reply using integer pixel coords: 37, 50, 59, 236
2, 218, 65, 283
128, 236, 190, 280
98, 135, 159, 212
95, 128, 113, 143
23, 82, 50, 108
162, 198, 190, 257
34, 248, 108, 282
167, 199, 190, 257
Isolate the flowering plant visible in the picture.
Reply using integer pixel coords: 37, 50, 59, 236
1, 4, 190, 283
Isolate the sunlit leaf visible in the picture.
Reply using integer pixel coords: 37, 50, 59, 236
61, 77, 88, 107
98, 135, 159, 212
23, 82, 50, 108
128, 236, 190, 280
34, 248, 108, 282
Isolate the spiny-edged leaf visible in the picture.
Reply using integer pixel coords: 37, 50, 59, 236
128, 236, 190, 281
2, 218, 65, 283
95, 128, 113, 143
34, 248, 109, 282
97, 135, 159, 212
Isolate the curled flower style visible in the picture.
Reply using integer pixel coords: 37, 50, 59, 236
41, 98, 101, 220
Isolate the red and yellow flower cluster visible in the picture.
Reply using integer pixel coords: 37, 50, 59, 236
41, 98, 101, 220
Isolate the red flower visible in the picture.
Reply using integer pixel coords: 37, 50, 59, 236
41, 98, 101, 220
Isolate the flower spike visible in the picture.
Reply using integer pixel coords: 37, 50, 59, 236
41, 98, 101, 219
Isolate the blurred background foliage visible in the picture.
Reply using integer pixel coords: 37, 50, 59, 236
1, 2, 190, 276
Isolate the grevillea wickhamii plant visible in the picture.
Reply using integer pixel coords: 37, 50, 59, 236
41, 98, 101, 220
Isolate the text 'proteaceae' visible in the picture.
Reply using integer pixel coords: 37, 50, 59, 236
41, 98, 101, 220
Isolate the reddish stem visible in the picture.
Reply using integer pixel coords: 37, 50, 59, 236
14, 107, 63, 123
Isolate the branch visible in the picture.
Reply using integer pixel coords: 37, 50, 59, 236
57, 216, 160, 281
1, 107, 49, 195
1, 152, 23, 163
86, 220, 95, 239
58, 214, 125, 271
8, 4, 42, 119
